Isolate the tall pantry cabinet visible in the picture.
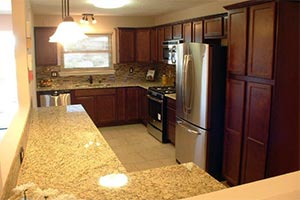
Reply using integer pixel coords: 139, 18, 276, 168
222, 0, 299, 186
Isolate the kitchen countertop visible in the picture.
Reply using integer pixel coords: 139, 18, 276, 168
166, 93, 176, 100
12, 105, 226, 200
36, 81, 165, 92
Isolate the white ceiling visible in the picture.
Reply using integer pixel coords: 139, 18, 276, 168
28, 0, 235, 16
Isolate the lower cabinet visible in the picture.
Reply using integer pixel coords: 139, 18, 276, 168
72, 87, 143, 127
71, 88, 117, 127
166, 97, 176, 145
139, 87, 149, 126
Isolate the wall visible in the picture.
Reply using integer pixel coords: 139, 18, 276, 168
0, 15, 12, 31
0, 0, 32, 198
154, 0, 242, 25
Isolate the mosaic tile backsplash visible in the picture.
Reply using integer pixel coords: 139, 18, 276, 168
36, 63, 176, 88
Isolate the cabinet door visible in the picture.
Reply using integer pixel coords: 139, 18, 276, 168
241, 83, 272, 183
183, 22, 192, 42
136, 28, 151, 62
126, 87, 140, 122
222, 79, 246, 186
116, 28, 135, 63
247, 2, 275, 79
150, 28, 158, 62
164, 26, 172, 40
227, 8, 247, 75
167, 98, 176, 145
96, 93, 117, 126
192, 20, 203, 42
172, 24, 182, 39
139, 87, 149, 126
117, 88, 126, 122
204, 17, 223, 38
72, 96, 96, 123
34, 27, 57, 66
157, 27, 164, 62
224, 16, 228, 37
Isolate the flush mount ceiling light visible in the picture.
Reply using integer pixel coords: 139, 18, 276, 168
89, 0, 130, 9
80, 13, 97, 25
49, 0, 87, 45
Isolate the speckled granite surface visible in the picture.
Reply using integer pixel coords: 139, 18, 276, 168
166, 93, 176, 100
15, 105, 225, 199
37, 80, 164, 91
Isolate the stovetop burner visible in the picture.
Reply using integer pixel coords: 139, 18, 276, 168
149, 86, 176, 94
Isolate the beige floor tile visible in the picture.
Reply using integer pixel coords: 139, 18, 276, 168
99, 124, 177, 172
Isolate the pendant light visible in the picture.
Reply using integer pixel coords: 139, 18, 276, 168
49, 0, 87, 45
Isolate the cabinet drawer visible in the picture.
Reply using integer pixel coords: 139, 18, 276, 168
74, 88, 116, 97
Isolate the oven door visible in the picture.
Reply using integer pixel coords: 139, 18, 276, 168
147, 94, 163, 130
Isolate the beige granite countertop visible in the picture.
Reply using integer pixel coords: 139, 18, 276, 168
36, 81, 165, 91
13, 105, 225, 200
166, 93, 176, 100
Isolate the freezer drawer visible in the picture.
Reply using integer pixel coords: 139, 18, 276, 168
175, 117, 208, 170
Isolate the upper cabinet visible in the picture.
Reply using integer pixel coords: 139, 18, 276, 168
172, 23, 182, 39
150, 28, 158, 63
116, 28, 135, 63
34, 27, 58, 66
164, 25, 172, 40
192, 20, 204, 43
157, 27, 165, 62
204, 17, 224, 39
183, 22, 192, 42
135, 28, 151, 63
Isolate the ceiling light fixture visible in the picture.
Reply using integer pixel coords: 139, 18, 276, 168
49, 0, 87, 45
80, 14, 97, 25
89, 0, 130, 9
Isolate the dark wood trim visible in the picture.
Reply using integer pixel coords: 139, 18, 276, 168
227, 74, 275, 85
224, 0, 274, 10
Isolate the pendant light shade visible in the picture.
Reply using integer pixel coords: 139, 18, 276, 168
49, 0, 87, 45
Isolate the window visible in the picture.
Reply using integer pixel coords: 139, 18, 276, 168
0, 31, 18, 140
60, 34, 114, 76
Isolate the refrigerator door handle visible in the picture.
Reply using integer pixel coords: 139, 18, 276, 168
183, 54, 194, 114
176, 120, 202, 135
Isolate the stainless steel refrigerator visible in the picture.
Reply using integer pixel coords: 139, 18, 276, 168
175, 43, 226, 180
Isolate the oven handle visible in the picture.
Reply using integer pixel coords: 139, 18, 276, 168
147, 95, 163, 104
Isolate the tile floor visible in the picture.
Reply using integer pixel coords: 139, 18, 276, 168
99, 124, 178, 172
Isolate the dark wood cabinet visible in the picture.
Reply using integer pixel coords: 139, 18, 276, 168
71, 88, 117, 127
172, 24, 182, 39
136, 28, 151, 63
116, 28, 135, 63
241, 83, 272, 183
223, 16, 228, 37
204, 17, 223, 39
222, 79, 245, 185
192, 20, 203, 42
157, 27, 165, 62
126, 87, 140, 122
183, 22, 192, 42
34, 27, 58, 66
139, 87, 149, 126
150, 28, 158, 62
247, 3, 275, 79
227, 8, 247, 75
166, 97, 176, 145
164, 25, 172, 40
223, 0, 300, 186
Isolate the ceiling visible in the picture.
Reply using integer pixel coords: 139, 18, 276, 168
28, 0, 236, 16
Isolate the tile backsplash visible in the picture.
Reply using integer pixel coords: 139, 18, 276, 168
36, 63, 175, 87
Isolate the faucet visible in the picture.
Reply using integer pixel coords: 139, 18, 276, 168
88, 75, 93, 84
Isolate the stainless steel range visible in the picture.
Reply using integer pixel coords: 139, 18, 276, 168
147, 86, 176, 143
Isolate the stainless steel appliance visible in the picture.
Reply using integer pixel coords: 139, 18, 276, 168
39, 90, 71, 107
175, 43, 226, 180
147, 86, 176, 143
162, 39, 183, 65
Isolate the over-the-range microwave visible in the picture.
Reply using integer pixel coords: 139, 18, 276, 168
162, 39, 183, 65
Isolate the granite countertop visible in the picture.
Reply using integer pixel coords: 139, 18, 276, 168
36, 81, 164, 92
13, 105, 225, 200
166, 93, 176, 100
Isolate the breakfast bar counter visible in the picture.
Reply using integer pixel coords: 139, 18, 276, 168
11, 105, 225, 200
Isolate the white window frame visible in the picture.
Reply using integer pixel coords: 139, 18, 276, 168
59, 33, 115, 76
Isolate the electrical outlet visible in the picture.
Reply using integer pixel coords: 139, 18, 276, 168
51, 71, 58, 77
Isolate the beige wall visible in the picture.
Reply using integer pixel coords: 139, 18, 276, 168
0, 0, 32, 196
0, 15, 12, 31
154, 0, 242, 25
